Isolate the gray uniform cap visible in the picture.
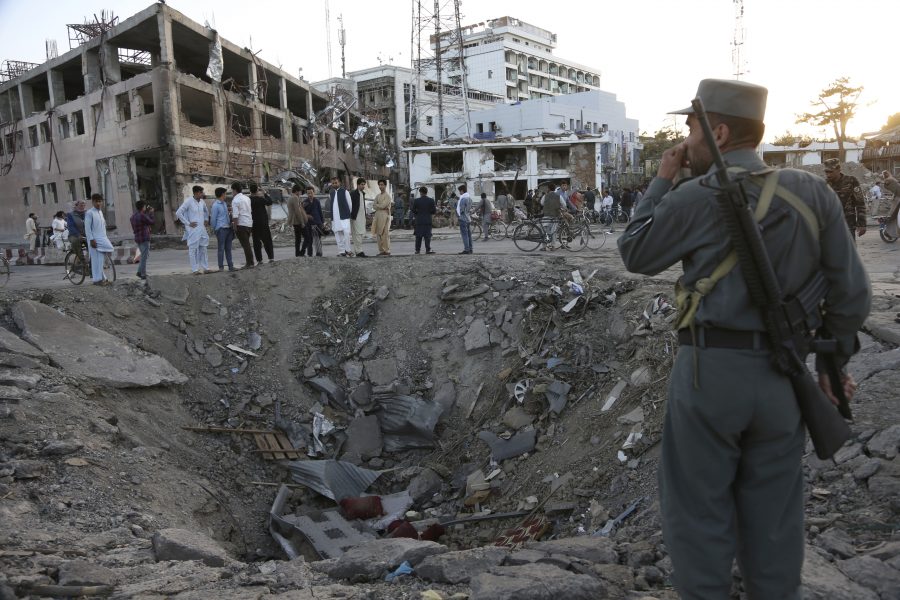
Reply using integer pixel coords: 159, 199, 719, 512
670, 79, 768, 121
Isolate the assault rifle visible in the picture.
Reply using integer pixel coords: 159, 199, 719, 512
690, 97, 851, 460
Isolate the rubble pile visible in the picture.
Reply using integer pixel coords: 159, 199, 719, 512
0, 255, 898, 599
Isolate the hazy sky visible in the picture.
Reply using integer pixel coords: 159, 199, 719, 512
1, 0, 896, 142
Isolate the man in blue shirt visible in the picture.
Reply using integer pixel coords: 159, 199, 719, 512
457, 184, 473, 254
210, 187, 234, 271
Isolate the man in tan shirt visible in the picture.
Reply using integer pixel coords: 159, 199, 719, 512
286, 184, 308, 257
371, 179, 392, 255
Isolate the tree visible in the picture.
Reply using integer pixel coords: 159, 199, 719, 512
796, 77, 862, 162
772, 131, 813, 148
881, 112, 900, 132
638, 126, 684, 179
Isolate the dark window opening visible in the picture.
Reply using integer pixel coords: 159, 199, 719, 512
116, 92, 132, 122
285, 80, 308, 118
118, 48, 152, 81
28, 125, 39, 146
179, 85, 215, 127
22, 187, 30, 207
92, 103, 103, 131
291, 123, 300, 143
48, 181, 58, 203
59, 60, 86, 102
171, 21, 212, 82
37, 184, 47, 204
431, 151, 464, 174
476, 123, 484, 133
492, 147, 525, 171
15, 131, 24, 150
262, 113, 282, 138
39, 121, 51, 143
58, 115, 70, 139
134, 84, 154, 116
259, 68, 280, 109
73, 110, 85, 136
26, 78, 51, 112
80, 177, 91, 199
537, 147, 569, 170
220, 48, 251, 90
228, 102, 252, 137
66, 179, 76, 202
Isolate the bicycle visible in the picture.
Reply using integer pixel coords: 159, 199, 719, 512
64, 243, 116, 285
512, 218, 562, 252
469, 215, 506, 241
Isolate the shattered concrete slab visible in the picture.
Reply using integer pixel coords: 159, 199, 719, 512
151, 528, 229, 567
364, 358, 398, 387
374, 395, 443, 452
306, 376, 348, 410
285, 459, 380, 501
317, 538, 448, 582
469, 563, 605, 600
12, 300, 187, 388
0, 327, 47, 361
545, 380, 571, 415
416, 546, 509, 584
478, 428, 537, 461
341, 415, 383, 462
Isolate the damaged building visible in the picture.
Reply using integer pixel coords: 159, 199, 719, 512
0, 3, 369, 240
406, 91, 641, 198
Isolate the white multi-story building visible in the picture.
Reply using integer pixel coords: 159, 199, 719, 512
434, 16, 602, 102
314, 65, 504, 184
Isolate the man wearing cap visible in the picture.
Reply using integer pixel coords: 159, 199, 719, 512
618, 79, 871, 599
823, 158, 867, 240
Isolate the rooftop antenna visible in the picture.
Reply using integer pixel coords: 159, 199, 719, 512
732, 0, 747, 79
325, 0, 333, 78
338, 14, 346, 78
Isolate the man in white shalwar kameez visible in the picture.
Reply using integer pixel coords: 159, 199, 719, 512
175, 185, 210, 274
84, 194, 114, 285
329, 176, 353, 256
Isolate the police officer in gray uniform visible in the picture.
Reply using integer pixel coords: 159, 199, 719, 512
618, 79, 871, 599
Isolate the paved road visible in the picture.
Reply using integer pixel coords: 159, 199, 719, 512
2, 225, 897, 292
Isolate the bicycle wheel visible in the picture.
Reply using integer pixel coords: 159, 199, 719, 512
513, 222, 543, 252
564, 222, 589, 252
616, 209, 630, 223
103, 253, 116, 282
66, 252, 87, 285
0, 258, 8, 287
600, 211, 613, 226
505, 220, 521, 238
490, 222, 505, 241
586, 225, 609, 250
470, 221, 483, 238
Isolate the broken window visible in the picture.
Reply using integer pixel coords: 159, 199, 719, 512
476, 123, 484, 134
28, 125, 39, 147
91, 104, 104, 131
22, 187, 30, 207
263, 113, 283, 139
73, 110, 85, 136
58, 115, 70, 139
117, 92, 132, 122
179, 85, 215, 127
431, 151, 463, 174
291, 123, 300, 143
39, 121, 51, 143
171, 21, 212, 81
48, 182, 58, 203
426, 115, 433, 126
37, 184, 47, 204
66, 179, 76, 202
134, 84, 154, 115
80, 177, 91, 199
225, 102, 250, 138
492, 148, 525, 171
538, 147, 570, 170
285, 80, 308, 119
14, 131, 23, 150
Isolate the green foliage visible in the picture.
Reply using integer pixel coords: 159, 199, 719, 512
639, 126, 684, 163
796, 77, 863, 161
881, 113, 900, 131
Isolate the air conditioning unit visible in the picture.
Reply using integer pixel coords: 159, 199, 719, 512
559, 122, 566, 129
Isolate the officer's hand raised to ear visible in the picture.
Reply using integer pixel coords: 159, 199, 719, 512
658, 143, 687, 181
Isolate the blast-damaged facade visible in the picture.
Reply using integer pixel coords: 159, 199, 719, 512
0, 3, 368, 240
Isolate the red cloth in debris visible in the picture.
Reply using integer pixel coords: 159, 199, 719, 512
386, 520, 419, 539
339, 496, 384, 520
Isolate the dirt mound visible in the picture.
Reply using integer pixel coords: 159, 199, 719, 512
0, 255, 898, 599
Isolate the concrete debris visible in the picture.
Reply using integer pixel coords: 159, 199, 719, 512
285, 459, 381, 501
0, 327, 47, 361
307, 376, 348, 410
341, 415, 383, 462
12, 300, 187, 388
318, 538, 449, 583
617, 406, 645, 426
478, 428, 537, 461
56, 560, 116, 587
269, 485, 374, 560
151, 528, 228, 567
502, 406, 535, 430
374, 394, 444, 452
417, 546, 509, 584
544, 380, 571, 415
601, 380, 627, 412
464, 319, 492, 354
469, 563, 605, 600
364, 358, 399, 387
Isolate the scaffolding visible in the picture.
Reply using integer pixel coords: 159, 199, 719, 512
67, 10, 118, 49
0, 60, 41, 82
409, 0, 471, 142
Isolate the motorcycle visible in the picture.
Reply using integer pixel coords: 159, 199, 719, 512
877, 215, 898, 243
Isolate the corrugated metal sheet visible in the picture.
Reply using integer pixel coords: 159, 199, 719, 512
374, 394, 443, 452
285, 459, 380, 501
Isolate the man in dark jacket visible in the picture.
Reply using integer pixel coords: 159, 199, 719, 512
248, 182, 274, 263
412, 186, 437, 254
302, 187, 324, 257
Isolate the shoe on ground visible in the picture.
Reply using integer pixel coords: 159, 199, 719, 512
356, 252, 367, 257
241, 264, 254, 269
268, 259, 275, 263
228, 267, 236, 271
415, 251, 420, 254
426, 250, 436, 254
193, 271, 202, 275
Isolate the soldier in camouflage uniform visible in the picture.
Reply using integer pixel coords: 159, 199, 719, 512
619, 79, 871, 600
823, 158, 867, 239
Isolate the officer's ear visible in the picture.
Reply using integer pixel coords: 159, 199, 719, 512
713, 122, 730, 149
